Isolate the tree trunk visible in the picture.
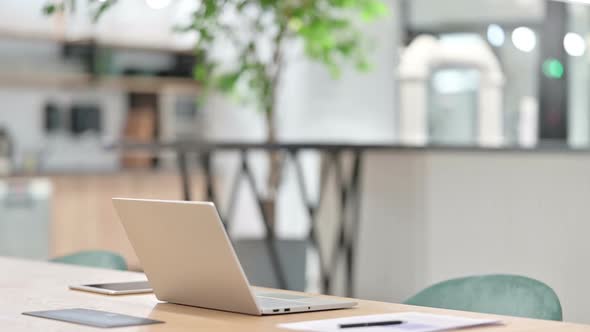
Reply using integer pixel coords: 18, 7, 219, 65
263, 97, 282, 229
262, 26, 287, 229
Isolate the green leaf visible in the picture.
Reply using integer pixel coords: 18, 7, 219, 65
335, 40, 357, 56
43, 2, 67, 15
193, 64, 209, 82
203, 0, 219, 18
360, 0, 389, 21
327, 18, 349, 30
42, 4, 57, 15
356, 58, 372, 71
328, 0, 356, 8
216, 71, 242, 93
288, 17, 303, 32
93, 1, 115, 23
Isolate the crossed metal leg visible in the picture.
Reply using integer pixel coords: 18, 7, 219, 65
174, 147, 364, 297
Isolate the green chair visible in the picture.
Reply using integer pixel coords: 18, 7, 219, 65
50, 250, 128, 271
404, 274, 562, 321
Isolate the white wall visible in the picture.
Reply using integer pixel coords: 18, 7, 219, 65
0, 87, 126, 171
0, 1, 55, 36
359, 151, 590, 323
409, 0, 545, 29
568, 4, 590, 147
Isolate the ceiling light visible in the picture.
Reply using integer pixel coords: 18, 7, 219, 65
487, 24, 505, 47
512, 27, 537, 53
564, 32, 586, 57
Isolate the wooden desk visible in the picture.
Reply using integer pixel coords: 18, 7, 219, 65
2, 257, 589, 331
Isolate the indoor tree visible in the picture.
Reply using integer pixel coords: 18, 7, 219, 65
43, 0, 387, 225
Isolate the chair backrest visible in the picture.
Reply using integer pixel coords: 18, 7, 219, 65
404, 274, 562, 321
50, 250, 128, 271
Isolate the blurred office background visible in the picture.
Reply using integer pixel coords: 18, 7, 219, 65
3, 0, 590, 324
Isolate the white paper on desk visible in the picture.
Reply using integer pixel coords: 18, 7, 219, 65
278, 312, 502, 332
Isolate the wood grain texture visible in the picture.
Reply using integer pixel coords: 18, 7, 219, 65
49, 172, 204, 270
2, 257, 589, 332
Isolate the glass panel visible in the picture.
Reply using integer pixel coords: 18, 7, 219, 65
428, 67, 480, 145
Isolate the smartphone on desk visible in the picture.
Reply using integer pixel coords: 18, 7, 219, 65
69, 281, 152, 295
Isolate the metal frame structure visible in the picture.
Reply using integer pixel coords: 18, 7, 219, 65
116, 141, 368, 296
114, 141, 573, 296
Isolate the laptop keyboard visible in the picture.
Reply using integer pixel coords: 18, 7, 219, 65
256, 296, 301, 308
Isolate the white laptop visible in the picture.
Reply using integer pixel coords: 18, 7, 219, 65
112, 198, 357, 316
